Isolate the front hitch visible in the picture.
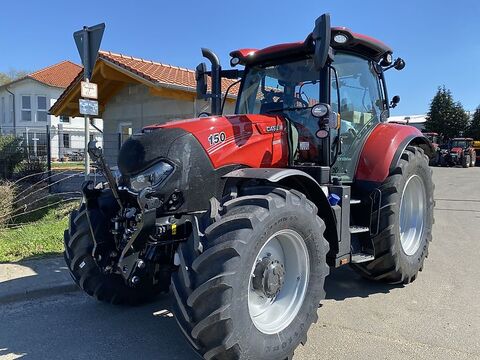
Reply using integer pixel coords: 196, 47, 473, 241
116, 188, 161, 284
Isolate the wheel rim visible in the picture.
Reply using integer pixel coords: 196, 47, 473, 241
248, 229, 309, 334
399, 174, 427, 255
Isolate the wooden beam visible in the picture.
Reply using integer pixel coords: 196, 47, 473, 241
99, 62, 138, 83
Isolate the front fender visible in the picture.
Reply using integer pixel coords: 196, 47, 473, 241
222, 168, 339, 252
355, 123, 433, 183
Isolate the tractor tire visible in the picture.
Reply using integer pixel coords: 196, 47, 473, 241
470, 154, 476, 167
351, 146, 434, 284
171, 187, 329, 360
462, 155, 470, 168
64, 206, 163, 305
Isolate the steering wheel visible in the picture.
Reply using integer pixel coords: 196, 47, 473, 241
294, 96, 310, 108
340, 127, 357, 145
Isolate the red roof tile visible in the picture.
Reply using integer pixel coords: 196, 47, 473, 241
98, 51, 239, 93
29, 61, 82, 88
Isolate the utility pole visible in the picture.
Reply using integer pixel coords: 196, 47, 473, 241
83, 27, 90, 180
73, 23, 105, 180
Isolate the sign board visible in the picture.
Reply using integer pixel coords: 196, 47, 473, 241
81, 81, 98, 99
79, 99, 99, 116
74, 23, 105, 80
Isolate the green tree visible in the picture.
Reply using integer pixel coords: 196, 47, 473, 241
0, 69, 29, 86
425, 86, 469, 139
466, 107, 480, 139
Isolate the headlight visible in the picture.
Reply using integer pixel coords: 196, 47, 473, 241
129, 161, 174, 192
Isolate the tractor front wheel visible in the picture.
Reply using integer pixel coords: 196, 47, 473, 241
352, 146, 434, 284
171, 187, 329, 360
64, 207, 164, 305
462, 155, 470, 168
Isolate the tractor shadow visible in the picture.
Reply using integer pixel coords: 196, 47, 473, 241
324, 265, 402, 301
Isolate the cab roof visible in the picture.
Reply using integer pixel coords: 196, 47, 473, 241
230, 27, 392, 66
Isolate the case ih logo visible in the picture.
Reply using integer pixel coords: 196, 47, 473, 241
266, 125, 283, 132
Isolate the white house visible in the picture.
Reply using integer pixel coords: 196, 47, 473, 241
0, 61, 103, 160
388, 114, 427, 131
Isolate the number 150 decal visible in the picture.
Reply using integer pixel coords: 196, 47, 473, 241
208, 132, 226, 145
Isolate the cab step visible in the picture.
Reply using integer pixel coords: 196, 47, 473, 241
350, 199, 361, 205
349, 225, 369, 234
351, 253, 375, 263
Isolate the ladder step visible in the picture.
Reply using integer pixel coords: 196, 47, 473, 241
350, 199, 361, 205
351, 253, 375, 263
350, 225, 369, 234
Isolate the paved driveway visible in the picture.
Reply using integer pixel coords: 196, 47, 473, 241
1, 167, 479, 360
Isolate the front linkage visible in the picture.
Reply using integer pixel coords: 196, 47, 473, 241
79, 141, 193, 293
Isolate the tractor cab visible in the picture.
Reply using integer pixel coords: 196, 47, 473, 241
196, 15, 406, 183
449, 137, 473, 150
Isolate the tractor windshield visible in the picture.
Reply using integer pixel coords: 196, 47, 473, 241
450, 140, 468, 148
236, 53, 386, 182
236, 58, 326, 166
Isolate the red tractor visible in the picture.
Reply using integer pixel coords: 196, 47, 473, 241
65, 14, 434, 360
442, 137, 476, 167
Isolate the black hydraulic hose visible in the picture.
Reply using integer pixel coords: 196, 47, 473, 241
221, 79, 241, 114
330, 66, 342, 166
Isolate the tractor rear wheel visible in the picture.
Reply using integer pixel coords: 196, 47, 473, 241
462, 155, 470, 168
64, 206, 163, 305
171, 187, 329, 360
351, 146, 434, 284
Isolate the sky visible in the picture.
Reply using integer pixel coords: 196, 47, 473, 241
1, 0, 479, 115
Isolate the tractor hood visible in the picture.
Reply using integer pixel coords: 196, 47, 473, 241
116, 113, 288, 213
142, 114, 289, 169
450, 147, 463, 154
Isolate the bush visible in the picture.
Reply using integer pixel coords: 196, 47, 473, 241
0, 136, 25, 180
15, 159, 47, 183
0, 181, 15, 227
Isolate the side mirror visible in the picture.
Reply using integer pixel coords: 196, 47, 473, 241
195, 62, 208, 99
394, 58, 406, 70
88, 140, 103, 162
312, 13, 331, 71
390, 95, 401, 108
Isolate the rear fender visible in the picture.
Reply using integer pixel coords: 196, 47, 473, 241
355, 123, 434, 183
222, 168, 339, 254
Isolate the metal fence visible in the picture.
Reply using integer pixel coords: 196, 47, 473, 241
0, 125, 103, 181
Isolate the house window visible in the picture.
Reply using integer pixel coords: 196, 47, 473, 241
37, 96, 47, 122
63, 133, 70, 149
119, 123, 132, 148
21, 95, 31, 121
60, 115, 70, 123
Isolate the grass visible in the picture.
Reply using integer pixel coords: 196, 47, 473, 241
0, 199, 78, 263
51, 161, 84, 170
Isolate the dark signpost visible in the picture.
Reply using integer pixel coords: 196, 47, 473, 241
73, 23, 105, 178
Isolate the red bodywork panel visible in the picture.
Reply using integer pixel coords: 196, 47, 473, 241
355, 123, 424, 182
145, 119, 425, 184
450, 147, 463, 154
145, 115, 289, 169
